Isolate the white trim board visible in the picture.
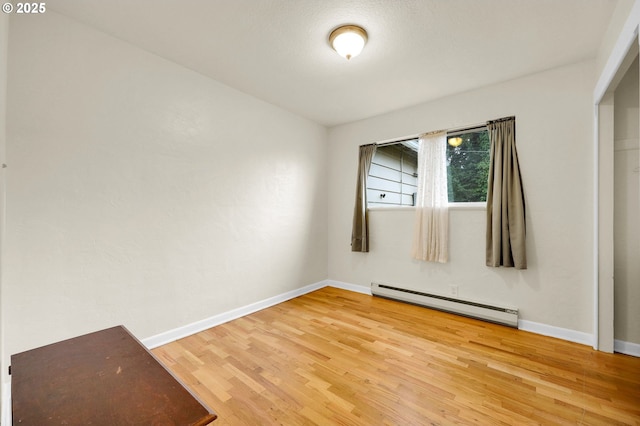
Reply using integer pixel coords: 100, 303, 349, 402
4, 280, 636, 425
330, 281, 596, 348
594, 1, 640, 103
142, 279, 627, 355
592, 0, 640, 353
142, 280, 327, 349
142, 280, 370, 349
2, 382, 10, 426
518, 320, 594, 347
614, 339, 640, 357
3, 280, 349, 424
326, 280, 372, 295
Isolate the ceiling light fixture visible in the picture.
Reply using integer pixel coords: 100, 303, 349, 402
329, 25, 368, 60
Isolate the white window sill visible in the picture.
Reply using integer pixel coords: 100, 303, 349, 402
447, 202, 486, 210
368, 202, 486, 212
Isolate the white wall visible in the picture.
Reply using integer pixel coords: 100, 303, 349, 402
1, 4, 632, 387
0, 10, 8, 420
328, 60, 596, 335
4, 11, 327, 364
596, 0, 636, 79
614, 57, 640, 345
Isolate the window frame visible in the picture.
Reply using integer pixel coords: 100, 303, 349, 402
366, 125, 490, 209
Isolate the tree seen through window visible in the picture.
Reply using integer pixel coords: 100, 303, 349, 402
446, 130, 490, 203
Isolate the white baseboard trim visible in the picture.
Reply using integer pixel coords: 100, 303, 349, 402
326, 280, 372, 295
142, 280, 328, 349
329, 281, 597, 348
2, 381, 11, 426
614, 339, 640, 357
518, 319, 594, 347
142, 278, 618, 355
4, 281, 634, 425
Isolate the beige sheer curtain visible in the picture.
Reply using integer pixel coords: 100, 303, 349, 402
351, 144, 377, 252
412, 132, 449, 263
486, 117, 527, 269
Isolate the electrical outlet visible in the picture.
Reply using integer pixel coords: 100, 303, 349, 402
450, 285, 458, 297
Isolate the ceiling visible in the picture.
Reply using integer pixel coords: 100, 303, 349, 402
47, 0, 620, 127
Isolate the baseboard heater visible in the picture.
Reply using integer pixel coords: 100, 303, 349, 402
371, 282, 519, 328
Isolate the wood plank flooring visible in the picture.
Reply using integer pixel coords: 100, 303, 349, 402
153, 287, 640, 425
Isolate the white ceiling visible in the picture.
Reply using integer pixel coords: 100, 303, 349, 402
47, 0, 619, 127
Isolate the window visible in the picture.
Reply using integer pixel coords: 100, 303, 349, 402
367, 127, 490, 207
446, 128, 490, 203
367, 141, 418, 207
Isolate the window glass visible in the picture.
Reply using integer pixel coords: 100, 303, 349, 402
367, 142, 418, 207
446, 129, 490, 203
366, 128, 490, 207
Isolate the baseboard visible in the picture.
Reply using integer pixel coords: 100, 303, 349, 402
326, 280, 372, 295
142, 280, 328, 349
3, 281, 633, 425
331, 281, 595, 347
330, 281, 595, 347
518, 319, 594, 347
141, 278, 605, 354
2, 280, 329, 425
2, 381, 10, 426
614, 339, 640, 357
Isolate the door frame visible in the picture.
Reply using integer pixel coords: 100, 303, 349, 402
593, 2, 640, 351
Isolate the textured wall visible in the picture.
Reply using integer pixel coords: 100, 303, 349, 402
0, 10, 8, 414
4, 12, 327, 360
328, 61, 596, 334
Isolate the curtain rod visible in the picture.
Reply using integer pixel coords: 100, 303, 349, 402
487, 116, 515, 125
367, 116, 514, 147
420, 129, 447, 137
375, 125, 474, 147
446, 124, 486, 137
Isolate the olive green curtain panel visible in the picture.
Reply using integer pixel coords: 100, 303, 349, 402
351, 144, 377, 252
486, 117, 527, 269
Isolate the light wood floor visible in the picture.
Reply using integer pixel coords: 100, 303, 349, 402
153, 287, 640, 425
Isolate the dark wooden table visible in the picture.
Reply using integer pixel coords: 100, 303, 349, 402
11, 325, 216, 425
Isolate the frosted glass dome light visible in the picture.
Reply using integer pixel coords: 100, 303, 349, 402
329, 25, 368, 60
